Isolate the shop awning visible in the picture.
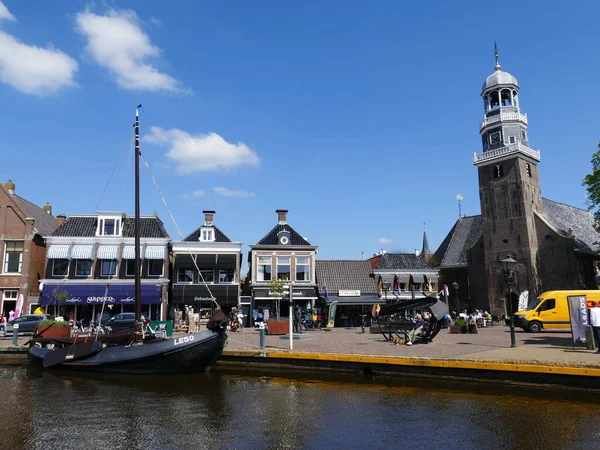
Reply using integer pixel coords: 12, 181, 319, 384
123, 246, 145, 260
40, 283, 162, 305
97, 245, 119, 260
71, 245, 94, 260
47, 244, 71, 259
379, 274, 395, 284
396, 274, 410, 283
427, 274, 439, 282
145, 246, 166, 260
411, 274, 425, 283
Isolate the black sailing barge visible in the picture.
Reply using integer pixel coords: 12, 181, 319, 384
28, 106, 228, 374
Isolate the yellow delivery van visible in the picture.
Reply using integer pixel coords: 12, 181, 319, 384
514, 290, 600, 332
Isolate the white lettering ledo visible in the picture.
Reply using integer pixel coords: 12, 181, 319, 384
174, 335, 195, 346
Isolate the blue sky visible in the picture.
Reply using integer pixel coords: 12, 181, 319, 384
1, 0, 599, 266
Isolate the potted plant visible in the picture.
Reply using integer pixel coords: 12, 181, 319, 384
449, 319, 467, 334
266, 319, 290, 335
35, 318, 71, 338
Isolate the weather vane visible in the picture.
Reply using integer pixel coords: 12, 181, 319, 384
494, 39, 501, 70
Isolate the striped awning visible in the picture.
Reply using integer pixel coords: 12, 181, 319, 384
145, 246, 166, 260
122, 246, 145, 260
411, 274, 425, 282
47, 244, 71, 259
71, 244, 94, 260
97, 245, 119, 260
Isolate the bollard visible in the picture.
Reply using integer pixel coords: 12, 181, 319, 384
12, 323, 19, 345
259, 322, 265, 349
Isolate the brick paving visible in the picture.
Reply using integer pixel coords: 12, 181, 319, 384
3, 325, 600, 369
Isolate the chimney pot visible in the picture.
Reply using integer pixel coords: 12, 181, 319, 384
56, 214, 67, 228
415, 248, 420, 256
276, 209, 288, 224
203, 210, 215, 226
4, 179, 15, 195
43, 202, 52, 215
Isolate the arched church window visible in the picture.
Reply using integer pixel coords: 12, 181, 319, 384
490, 91, 500, 109
484, 96, 489, 111
526, 163, 532, 177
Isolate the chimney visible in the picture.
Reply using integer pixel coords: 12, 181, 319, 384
4, 179, 15, 195
381, 249, 387, 255
276, 209, 288, 225
203, 210, 215, 226
56, 214, 66, 228
415, 248, 420, 256
43, 202, 52, 215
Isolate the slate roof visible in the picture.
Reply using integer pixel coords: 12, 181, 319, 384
13, 195, 57, 236
434, 215, 484, 268
51, 216, 170, 238
371, 253, 434, 271
315, 260, 377, 294
540, 198, 600, 254
255, 224, 311, 246
184, 225, 232, 242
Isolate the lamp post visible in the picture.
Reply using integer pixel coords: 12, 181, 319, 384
501, 254, 517, 348
452, 281, 459, 314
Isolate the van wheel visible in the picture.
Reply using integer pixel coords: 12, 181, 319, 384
528, 321, 542, 333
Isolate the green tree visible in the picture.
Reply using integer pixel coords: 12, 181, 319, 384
50, 287, 69, 317
583, 143, 600, 230
268, 276, 289, 320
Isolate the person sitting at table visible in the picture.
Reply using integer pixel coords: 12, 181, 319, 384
405, 314, 425, 346
467, 313, 478, 333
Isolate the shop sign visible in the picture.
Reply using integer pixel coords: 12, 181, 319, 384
339, 290, 361, 297
193, 296, 213, 302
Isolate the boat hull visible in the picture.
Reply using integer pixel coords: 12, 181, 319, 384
29, 330, 227, 374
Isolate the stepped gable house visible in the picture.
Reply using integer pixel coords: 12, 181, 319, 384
0, 180, 58, 317
40, 212, 171, 320
435, 55, 600, 317
248, 209, 318, 319
171, 210, 243, 317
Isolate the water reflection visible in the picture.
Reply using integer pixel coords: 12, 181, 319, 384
0, 364, 599, 450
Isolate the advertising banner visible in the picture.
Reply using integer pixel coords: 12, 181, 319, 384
327, 301, 338, 328
567, 295, 588, 345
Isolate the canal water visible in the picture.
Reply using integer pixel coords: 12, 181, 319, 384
1, 363, 599, 450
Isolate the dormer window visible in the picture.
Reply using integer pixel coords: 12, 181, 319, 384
200, 227, 215, 242
96, 216, 123, 237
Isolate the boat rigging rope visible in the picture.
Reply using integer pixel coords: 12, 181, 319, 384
139, 152, 222, 311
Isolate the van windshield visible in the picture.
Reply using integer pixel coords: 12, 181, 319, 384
526, 298, 542, 310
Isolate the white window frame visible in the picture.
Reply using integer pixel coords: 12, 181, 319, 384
75, 259, 92, 277
3, 241, 24, 274
295, 256, 310, 282
276, 256, 291, 281
219, 269, 235, 283
178, 268, 194, 283
257, 256, 272, 282
96, 216, 123, 237
52, 259, 70, 277
125, 259, 136, 277
101, 259, 118, 277
200, 227, 215, 242
199, 268, 215, 283
148, 260, 164, 277
2, 290, 18, 301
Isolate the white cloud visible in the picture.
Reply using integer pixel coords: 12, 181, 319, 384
75, 8, 182, 92
0, 2, 16, 22
212, 187, 254, 198
0, 31, 78, 96
378, 237, 393, 244
144, 126, 259, 174
182, 190, 205, 199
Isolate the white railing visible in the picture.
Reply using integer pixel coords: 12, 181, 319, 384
473, 143, 541, 164
480, 111, 528, 130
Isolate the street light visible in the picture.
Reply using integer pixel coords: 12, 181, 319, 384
452, 281, 459, 314
501, 254, 518, 348
382, 282, 390, 303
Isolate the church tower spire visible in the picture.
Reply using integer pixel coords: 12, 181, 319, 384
421, 222, 432, 256
475, 49, 543, 314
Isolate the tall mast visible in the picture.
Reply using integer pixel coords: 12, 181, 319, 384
135, 104, 142, 322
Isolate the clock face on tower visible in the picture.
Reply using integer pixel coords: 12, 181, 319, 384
490, 131, 501, 145
279, 235, 289, 245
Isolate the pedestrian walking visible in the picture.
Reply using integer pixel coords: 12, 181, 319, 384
590, 301, 600, 352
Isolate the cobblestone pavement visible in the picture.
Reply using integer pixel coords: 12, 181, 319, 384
223, 325, 600, 367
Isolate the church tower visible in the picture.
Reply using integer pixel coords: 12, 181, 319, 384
474, 49, 542, 313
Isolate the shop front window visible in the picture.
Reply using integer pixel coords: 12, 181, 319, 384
148, 260, 164, 277
75, 259, 92, 277
219, 269, 234, 283
199, 268, 214, 283
101, 260, 117, 277
178, 268, 193, 283
52, 259, 69, 277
